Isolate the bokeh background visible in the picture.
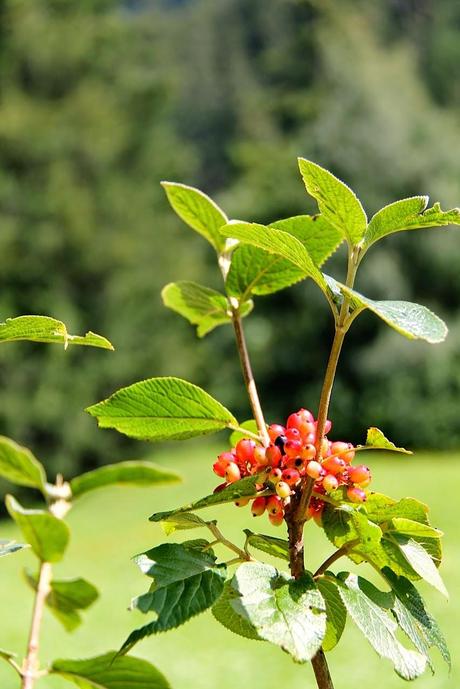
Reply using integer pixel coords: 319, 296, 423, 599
1, 0, 460, 481
0, 1, 459, 688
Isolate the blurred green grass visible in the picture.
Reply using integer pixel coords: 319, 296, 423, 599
0, 440, 457, 689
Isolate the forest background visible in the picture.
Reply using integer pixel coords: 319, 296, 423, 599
1, 0, 459, 485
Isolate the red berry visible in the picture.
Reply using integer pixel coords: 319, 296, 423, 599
286, 412, 303, 430
276, 481, 291, 498
349, 465, 371, 484
306, 460, 322, 479
251, 496, 267, 516
347, 486, 367, 503
324, 419, 332, 434
269, 467, 283, 483
321, 456, 346, 475
301, 444, 316, 461
225, 463, 241, 483
213, 482, 228, 493
284, 439, 303, 458
212, 460, 227, 477
265, 445, 282, 467
235, 439, 256, 464
268, 424, 286, 442
285, 427, 301, 442
267, 495, 283, 515
282, 468, 300, 486
322, 474, 339, 492
268, 511, 284, 527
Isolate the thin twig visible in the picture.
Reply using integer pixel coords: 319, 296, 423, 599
207, 522, 252, 561
314, 540, 360, 578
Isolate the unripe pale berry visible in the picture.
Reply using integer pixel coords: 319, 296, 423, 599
225, 463, 241, 483
297, 408, 314, 424
320, 438, 331, 458
322, 474, 339, 492
269, 511, 284, 527
306, 460, 322, 479
253, 446, 269, 466
349, 465, 371, 484
234, 497, 250, 507
268, 424, 285, 442
347, 486, 367, 503
324, 419, 332, 434
276, 481, 291, 498
330, 441, 355, 464
235, 439, 256, 464
301, 444, 316, 461
251, 496, 267, 516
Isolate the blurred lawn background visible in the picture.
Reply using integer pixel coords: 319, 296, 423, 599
0, 442, 457, 688
0, 0, 460, 686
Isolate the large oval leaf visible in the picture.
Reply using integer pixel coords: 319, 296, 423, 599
86, 377, 237, 441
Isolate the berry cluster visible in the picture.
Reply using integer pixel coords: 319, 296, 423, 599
212, 408, 371, 526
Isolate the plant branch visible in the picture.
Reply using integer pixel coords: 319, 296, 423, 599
207, 521, 252, 561
21, 561, 52, 689
311, 650, 335, 689
314, 540, 360, 578
231, 308, 270, 445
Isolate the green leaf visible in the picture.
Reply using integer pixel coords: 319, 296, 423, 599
390, 536, 448, 598
121, 543, 226, 653
162, 281, 243, 337
70, 461, 180, 498
0, 436, 47, 491
316, 577, 347, 652
86, 377, 237, 441
383, 568, 450, 670
229, 563, 326, 663
25, 571, 99, 632
297, 158, 367, 245
0, 539, 28, 557
322, 505, 382, 564
51, 652, 170, 689
0, 648, 19, 674
221, 221, 328, 292
336, 573, 426, 680
388, 518, 442, 540
229, 420, 260, 446
361, 427, 412, 454
336, 279, 448, 343
160, 512, 207, 536
150, 474, 268, 522
212, 580, 261, 641
243, 530, 289, 561
161, 181, 227, 252
364, 494, 429, 526
225, 215, 342, 301
363, 196, 460, 250
0, 316, 113, 350
5, 495, 70, 562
